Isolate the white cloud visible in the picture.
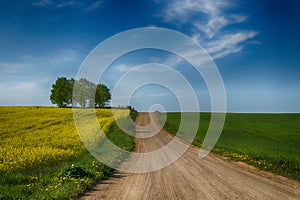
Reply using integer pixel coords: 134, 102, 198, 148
57, 1, 77, 8
205, 31, 258, 55
194, 15, 228, 38
32, 0, 52, 7
132, 91, 170, 98
148, 93, 170, 97
0, 49, 81, 75
48, 49, 80, 64
161, 56, 184, 68
0, 81, 50, 105
193, 14, 247, 38
158, 0, 258, 61
0, 49, 82, 106
84, 1, 102, 12
0, 62, 32, 73
32, 0, 89, 10
212, 46, 243, 60
133, 65, 169, 73
167, 31, 257, 67
33, 0, 77, 8
191, 32, 202, 42
230, 14, 248, 23
19, 49, 81, 66
163, 0, 229, 23
162, 0, 247, 39
114, 63, 170, 73
114, 64, 131, 72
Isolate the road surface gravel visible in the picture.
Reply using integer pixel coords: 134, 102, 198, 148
81, 113, 300, 200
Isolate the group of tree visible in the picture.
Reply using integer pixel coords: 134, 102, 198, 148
50, 77, 111, 108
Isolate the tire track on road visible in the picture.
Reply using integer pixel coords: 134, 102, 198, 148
81, 113, 300, 200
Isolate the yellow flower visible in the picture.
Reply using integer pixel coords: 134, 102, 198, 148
0, 107, 129, 172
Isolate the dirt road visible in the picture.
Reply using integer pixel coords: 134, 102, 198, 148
82, 113, 300, 199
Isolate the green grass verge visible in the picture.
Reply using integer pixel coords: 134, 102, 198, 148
0, 117, 135, 199
161, 112, 300, 181
0, 150, 113, 199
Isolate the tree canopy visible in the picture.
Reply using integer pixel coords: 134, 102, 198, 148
50, 77, 111, 108
95, 84, 111, 107
50, 77, 73, 107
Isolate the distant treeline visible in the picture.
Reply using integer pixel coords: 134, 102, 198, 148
50, 77, 111, 108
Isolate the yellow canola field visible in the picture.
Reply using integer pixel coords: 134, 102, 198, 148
0, 107, 129, 172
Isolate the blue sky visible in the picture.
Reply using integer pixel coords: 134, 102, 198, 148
0, 0, 299, 112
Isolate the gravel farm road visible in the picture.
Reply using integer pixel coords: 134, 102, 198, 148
81, 113, 300, 200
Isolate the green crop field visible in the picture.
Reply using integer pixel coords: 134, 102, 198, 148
0, 107, 135, 199
161, 112, 300, 181
1, 107, 299, 199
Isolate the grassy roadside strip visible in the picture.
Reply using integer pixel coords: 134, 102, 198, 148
0, 110, 136, 199
0, 151, 114, 199
160, 112, 300, 182
211, 148, 299, 180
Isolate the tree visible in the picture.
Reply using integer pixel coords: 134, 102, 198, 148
68, 78, 75, 107
50, 77, 111, 108
72, 78, 96, 108
95, 84, 111, 107
50, 77, 72, 107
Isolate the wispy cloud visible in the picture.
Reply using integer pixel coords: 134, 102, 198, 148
132, 92, 170, 98
162, 0, 239, 36
211, 46, 243, 60
114, 64, 131, 72
162, 0, 228, 23
148, 93, 170, 97
0, 80, 50, 105
114, 63, 170, 73
33, 0, 90, 10
57, 1, 77, 8
32, 0, 52, 7
84, 1, 102, 12
0, 48, 81, 105
1, 49, 81, 76
23, 49, 81, 65
206, 31, 258, 58
0, 62, 32, 73
158, 0, 258, 60
47, 49, 81, 64
193, 14, 247, 38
